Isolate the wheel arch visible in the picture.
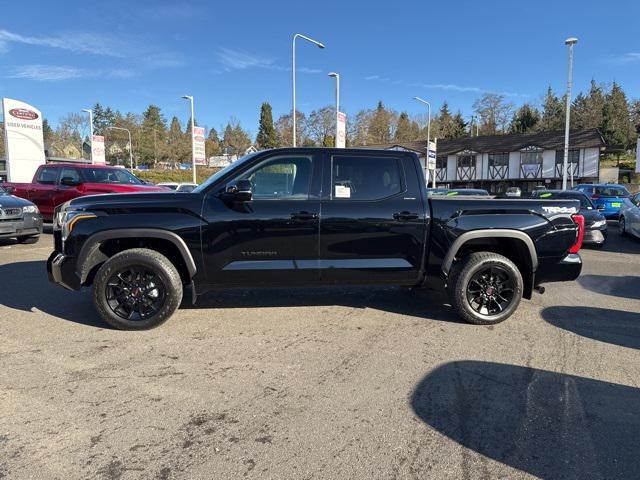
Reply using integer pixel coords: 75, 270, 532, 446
77, 228, 197, 285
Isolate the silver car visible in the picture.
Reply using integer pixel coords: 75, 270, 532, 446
618, 191, 640, 239
0, 186, 43, 243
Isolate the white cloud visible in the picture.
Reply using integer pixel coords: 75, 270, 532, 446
298, 67, 321, 74
7, 64, 135, 81
364, 75, 380, 80
612, 52, 640, 63
216, 48, 275, 70
364, 74, 527, 97
0, 40, 8, 54
0, 29, 128, 57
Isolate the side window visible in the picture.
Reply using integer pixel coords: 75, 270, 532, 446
634, 193, 640, 207
238, 155, 312, 200
36, 167, 58, 185
332, 155, 403, 201
60, 168, 81, 184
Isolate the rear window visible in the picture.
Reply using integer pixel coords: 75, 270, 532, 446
37, 167, 58, 185
332, 156, 403, 201
595, 186, 629, 197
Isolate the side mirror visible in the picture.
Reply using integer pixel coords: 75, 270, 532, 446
225, 179, 252, 202
60, 177, 80, 187
4, 185, 15, 194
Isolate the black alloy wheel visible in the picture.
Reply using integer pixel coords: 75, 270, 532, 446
465, 265, 515, 316
105, 266, 166, 321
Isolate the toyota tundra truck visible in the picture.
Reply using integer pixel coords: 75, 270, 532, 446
47, 148, 584, 330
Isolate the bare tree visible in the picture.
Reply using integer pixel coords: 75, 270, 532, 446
472, 94, 514, 135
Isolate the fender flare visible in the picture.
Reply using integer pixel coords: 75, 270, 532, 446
76, 228, 197, 283
441, 229, 538, 276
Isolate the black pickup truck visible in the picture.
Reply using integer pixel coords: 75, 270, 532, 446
47, 148, 584, 330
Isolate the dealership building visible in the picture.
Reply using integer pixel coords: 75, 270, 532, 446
368, 128, 606, 193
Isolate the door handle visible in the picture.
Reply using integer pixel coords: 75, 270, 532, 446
290, 211, 318, 221
393, 211, 419, 221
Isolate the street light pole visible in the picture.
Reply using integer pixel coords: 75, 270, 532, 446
328, 72, 340, 146
413, 97, 433, 187
563, 37, 578, 190
81, 108, 93, 162
107, 126, 133, 172
292, 33, 325, 147
182, 95, 197, 183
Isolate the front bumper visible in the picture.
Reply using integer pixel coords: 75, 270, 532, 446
47, 252, 81, 290
534, 253, 583, 285
0, 214, 43, 239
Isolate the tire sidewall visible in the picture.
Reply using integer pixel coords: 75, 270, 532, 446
93, 249, 182, 330
452, 254, 523, 325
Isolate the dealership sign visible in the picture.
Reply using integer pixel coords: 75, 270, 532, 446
336, 112, 347, 148
91, 135, 106, 165
192, 126, 207, 166
427, 141, 437, 170
2, 98, 45, 182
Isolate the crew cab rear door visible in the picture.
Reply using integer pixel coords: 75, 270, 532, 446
201, 151, 322, 286
319, 151, 427, 285
28, 166, 59, 219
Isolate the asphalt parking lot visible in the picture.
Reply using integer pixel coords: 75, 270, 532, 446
1, 226, 639, 480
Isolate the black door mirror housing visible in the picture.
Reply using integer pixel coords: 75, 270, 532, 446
60, 177, 81, 187
225, 179, 252, 202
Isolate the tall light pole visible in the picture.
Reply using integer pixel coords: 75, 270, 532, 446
81, 108, 93, 162
292, 33, 325, 147
107, 126, 133, 172
182, 95, 197, 183
328, 72, 340, 146
413, 96, 433, 187
562, 37, 578, 190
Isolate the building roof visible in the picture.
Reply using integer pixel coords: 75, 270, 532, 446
363, 128, 606, 156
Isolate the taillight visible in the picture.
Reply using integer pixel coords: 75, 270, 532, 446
569, 214, 584, 254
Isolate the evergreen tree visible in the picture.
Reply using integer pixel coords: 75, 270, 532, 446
167, 116, 189, 164
452, 112, 467, 138
42, 118, 54, 145
256, 102, 278, 149
206, 127, 221, 157
510, 104, 540, 133
222, 118, 252, 156
602, 82, 635, 149
367, 101, 392, 143
537, 87, 565, 131
394, 112, 412, 141
573, 80, 605, 130
140, 105, 167, 166
92, 103, 116, 135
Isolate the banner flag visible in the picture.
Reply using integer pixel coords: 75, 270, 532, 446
193, 126, 207, 166
91, 135, 106, 164
336, 112, 347, 148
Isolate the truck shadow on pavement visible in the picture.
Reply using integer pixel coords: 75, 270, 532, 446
411, 361, 640, 479
542, 306, 640, 350
0, 260, 108, 328
0, 260, 462, 327
577, 275, 640, 300
185, 286, 463, 324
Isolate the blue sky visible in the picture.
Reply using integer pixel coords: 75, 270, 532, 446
1, 0, 639, 137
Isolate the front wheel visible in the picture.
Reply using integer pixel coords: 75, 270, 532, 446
17, 235, 39, 244
447, 252, 523, 325
619, 216, 627, 236
93, 248, 183, 330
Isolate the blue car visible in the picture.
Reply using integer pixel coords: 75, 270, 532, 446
574, 184, 631, 219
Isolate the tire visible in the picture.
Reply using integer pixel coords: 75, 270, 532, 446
619, 216, 627, 236
17, 235, 39, 244
93, 248, 183, 330
447, 252, 523, 325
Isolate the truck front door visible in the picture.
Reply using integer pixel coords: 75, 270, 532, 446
319, 153, 427, 285
201, 152, 322, 286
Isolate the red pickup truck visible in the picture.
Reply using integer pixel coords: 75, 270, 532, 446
2, 163, 169, 221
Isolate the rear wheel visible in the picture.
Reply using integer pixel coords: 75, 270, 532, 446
619, 216, 627, 236
93, 248, 183, 330
448, 252, 523, 325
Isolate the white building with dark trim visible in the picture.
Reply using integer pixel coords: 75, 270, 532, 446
367, 128, 606, 193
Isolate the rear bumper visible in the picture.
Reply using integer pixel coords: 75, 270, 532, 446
47, 252, 81, 290
534, 253, 582, 285
583, 227, 607, 245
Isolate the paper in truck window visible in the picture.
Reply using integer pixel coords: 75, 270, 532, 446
335, 185, 351, 198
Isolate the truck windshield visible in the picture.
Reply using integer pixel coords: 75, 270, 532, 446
193, 152, 260, 193
81, 168, 144, 185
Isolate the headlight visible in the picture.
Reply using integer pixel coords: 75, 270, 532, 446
59, 210, 97, 241
23, 205, 39, 214
591, 219, 607, 228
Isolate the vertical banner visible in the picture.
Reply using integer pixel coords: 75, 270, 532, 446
336, 112, 347, 148
192, 126, 207, 166
636, 138, 640, 174
91, 135, 106, 164
2, 98, 45, 182
427, 140, 437, 170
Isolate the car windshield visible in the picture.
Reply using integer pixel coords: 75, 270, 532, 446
0, 186, 6, 195
446, 189, 489, 196
81, 168, 144, 185
193, 152, 260, 193
595, 186, 629, 197
538, 191, 593, 209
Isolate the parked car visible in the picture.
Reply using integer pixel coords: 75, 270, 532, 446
158, 182, 198, 193
505, 187, 522, 198
48, 148, 584, 330
445, 188, 490, 196
1, 164, 170, 221
533, 189, 607, 246
425, 187, 448, 197
618, 191, 640, 239
574, 183, 630, 219
0, 186, 43, 243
